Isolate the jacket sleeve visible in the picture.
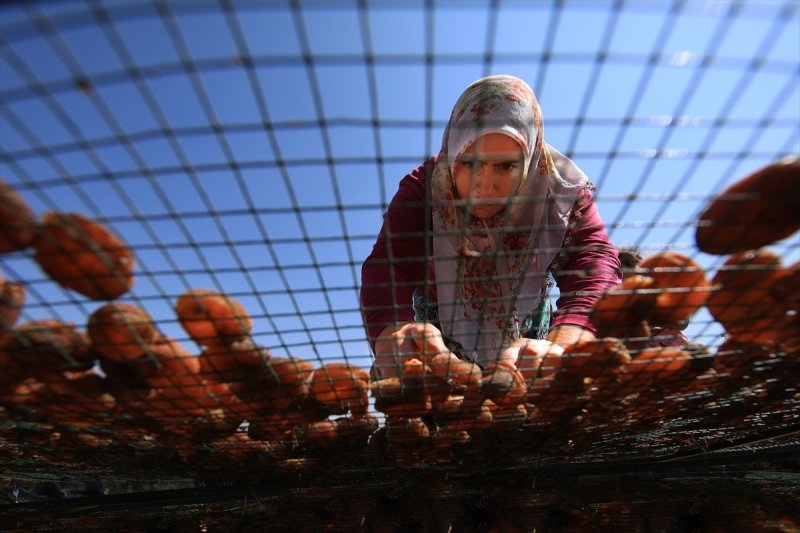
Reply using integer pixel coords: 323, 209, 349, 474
550, 188, 622, 332
360, 161, 431, 350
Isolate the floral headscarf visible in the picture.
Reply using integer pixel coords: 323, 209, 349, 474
431, 74, 590, 367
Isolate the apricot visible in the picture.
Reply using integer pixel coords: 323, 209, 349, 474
198, 338, 272, 383
0, 280, 25, 331
638, 251, 711, 325
32, 212, 135, 300
479, 360, 526, 407
2, 319, 95, 370
706, 249, 782, 333
696, 157, 800, 255
228, 355, 313, 410
87, 302, 160, 362
0, 178, 37, 253
309, 362, 370, 416
590, 274, 659, 329
175, 288, 252, 346
132, 335, 201, 390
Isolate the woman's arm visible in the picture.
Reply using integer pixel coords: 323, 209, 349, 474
550, 188, 622, 337
360, 161, 431, 351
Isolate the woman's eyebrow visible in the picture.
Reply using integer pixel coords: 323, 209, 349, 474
459, 153, 520, 161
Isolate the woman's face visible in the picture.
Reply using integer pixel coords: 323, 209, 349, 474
452, 133, 525, 219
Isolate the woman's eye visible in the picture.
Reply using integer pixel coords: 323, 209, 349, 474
497, 161, 520, 173
457, 159, 475, 169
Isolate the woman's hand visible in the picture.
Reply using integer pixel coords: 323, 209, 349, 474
373, 323, 482, 386
498, 338, 565, 385
373, 322, 450, 378
546, 324, 596, 347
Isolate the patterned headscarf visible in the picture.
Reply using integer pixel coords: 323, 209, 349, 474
430, 74, 590, 367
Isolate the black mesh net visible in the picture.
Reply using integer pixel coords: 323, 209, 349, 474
0, 0, 798, 531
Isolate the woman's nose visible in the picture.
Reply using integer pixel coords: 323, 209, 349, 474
472, 165, 492, 194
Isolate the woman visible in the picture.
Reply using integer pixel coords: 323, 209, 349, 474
361, 75, 621, 378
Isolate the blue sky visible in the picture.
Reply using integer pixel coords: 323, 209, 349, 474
0, 0, 798, 367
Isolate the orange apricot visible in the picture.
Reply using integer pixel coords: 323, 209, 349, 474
696, 157, 800, 255
175, 288, 252, 346
309, 362, 370, 416
87, 302, 160, 362
638, 251, 711, 325
2, 319, 95, 371
590, 274, 659, 330
0, 178, 37, 253
0, 280, 25, 331
705, 249, 782, 333
32, 212, 135, 300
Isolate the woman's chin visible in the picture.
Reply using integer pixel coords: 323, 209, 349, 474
469, 205, 504, 219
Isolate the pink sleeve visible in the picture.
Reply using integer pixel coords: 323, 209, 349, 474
550, 189, 622, 332
360, 161, 430, 349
